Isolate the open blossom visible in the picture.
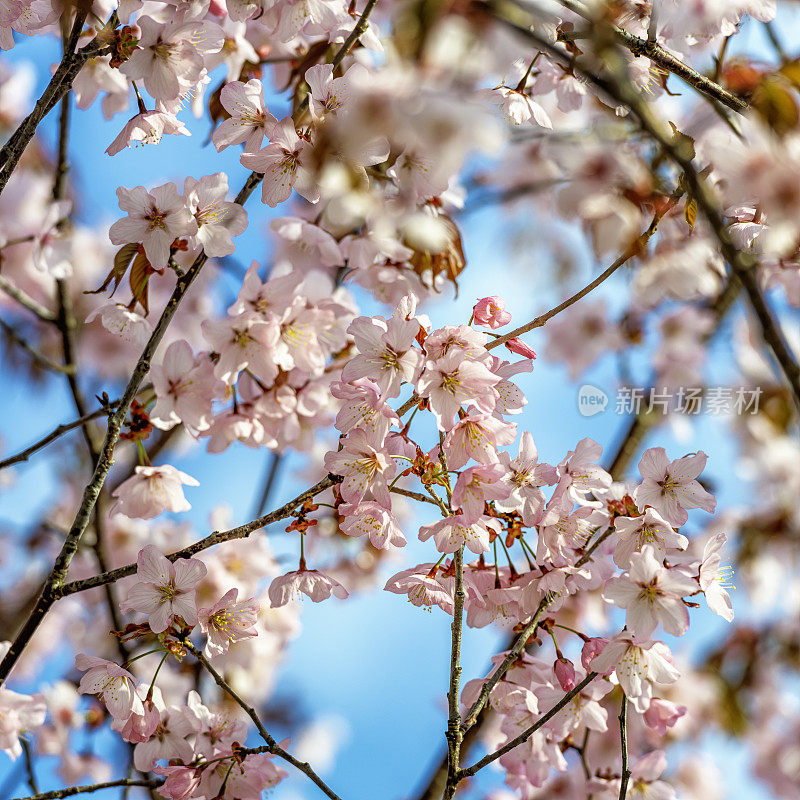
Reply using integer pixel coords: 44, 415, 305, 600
150, 340, 222, 432
108, 183, 197, 269
154, 765, 202, 800
324, 428, 396, 507
443, 413, 517, 470
198, 588, 260, 658
451, 464, 511, 522
613, 508, 689, 568
133, 705, 197, 771
85, 303, 153, 346
417, 351, 500, 429
184, 173, 248, 258
240, 117, 319, 207
120, 545, 207, 633
202, 313, 279, 385
495, 431, 557, 525
603, 546, 698, 639
32, 200, 72, 277
0, 687, 46, 759
534, 669, 610, 739
213, 78, 277, 153
75, 654, 143, 720
306, 62, 366, 119
384, 564, 454, 613
199, 752, 286, 799
106, 109, 190, 156
473, 296, 512, 328
268, 565, 349, 607
633, 447, 716, 526
331, 379, 400, 439
589, 634, 680, 712
342, 313, 423, 398
111, 465, 199, 520
339, 502, 406, 549
419, 514, 500, 554
699, 532, 734, 621
556, 437, 612, 507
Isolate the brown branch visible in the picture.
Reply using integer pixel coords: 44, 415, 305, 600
0, 275, 56, 323
0, 316, 75, 375
11, 779, 158, 800
443, 545, 466, 800
56, 474, 339, 597
618, 694, 631, 800
555, 0, 747, 112
459, 672, 599, 778
185, 642, 345, 800
0, 403, 119, 471
495, 11, 800, 413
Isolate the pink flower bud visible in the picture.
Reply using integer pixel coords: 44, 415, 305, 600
154, 765, 201, 800
504, 337, 536, 358
581, 637, 610, 673
554, 657, 576, 691
115, 699, 159, 743
643, 698, 687, 736
473, 296, 512, 329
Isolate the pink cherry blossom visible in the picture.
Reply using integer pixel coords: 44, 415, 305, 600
451, 464, 511, 522
323, 428, 396, 507
213, 78, 277, 153
331, 378, 400, 439
109, 183, 197, 269
75, 654, 143, 720
198, 588, 260, 658
603, 546, 698, 639
504, 337, 537, 359
495, 431, 558, 524
154, 765, 202, 800
133, 705, 197, 771
613, 507, 689, 568
150, 340, 222, 433
443, 412, 517, 470
119, 545, 207, 633
339, 502, 406, 549
106, 109, 190, 156
698, 532, 734, 622
184, 173, 248, 258
418, 514, 500, 554
110, 465, 200, 520
342, 313, 423, 398
589, 633, 680, 712
240, 117, 319, 207
268, 566, 349, 606
643, 698, 687, 735
473, 296, 512, 329
633, 447, 717, 526
417, 351, 500, 429
384, 564, 455, 613
0, 687, 46, 759
201, 313, 280, 385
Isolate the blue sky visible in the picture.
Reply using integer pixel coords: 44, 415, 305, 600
0, 18, 787, 800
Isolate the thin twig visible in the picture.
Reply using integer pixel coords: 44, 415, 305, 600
443, 545, 465, 800
57, 474, 339, 597
11, 779, 158, 800
459, 672, 599, 778
0, 316, 75, 374
186, 642, 345, 800
0, 404, 118, 471
20, 738, 39, 794
618, 694, 631, 800
460, 592, 555, 732
0, 275, 56, 323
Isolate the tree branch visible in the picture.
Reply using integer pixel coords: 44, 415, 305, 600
443, 545, 465, 800
56, 474, 339, 597
0, 276, 56, 323
459, 672, 599, 778
0, 403, 119, 471
618, 694, 631, 800
185, 642, 345, 800
11, 780, 158, 800
0, 316, 75, 375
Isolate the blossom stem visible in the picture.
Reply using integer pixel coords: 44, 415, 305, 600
146, 651, 169, 699
618, 694, 631, 800
8, 779, 160, 800
443, 545, 465, 800
184, 641, 345, 800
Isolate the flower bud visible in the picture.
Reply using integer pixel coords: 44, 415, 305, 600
581, 637, 610, 672
554, 657, 576, 691
504, 337, 536, 358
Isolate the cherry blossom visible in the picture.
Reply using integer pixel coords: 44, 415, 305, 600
0, 686, 46, 759
472, 295, 512, 329
109, 183, 197, 269
184, 173, 248, 258
213, 78, 277, 153
634, 448, 717, 526
75, 654, 143, 720
119, 545, 207, 632
111, 465, 200, 520
698, 533, 735, 622
604, 547, 698, 639
613, 508, 689, 568
418, 514, 500, 554
268, 565, 349, 606
451, 464, 511, 522
106, 109, 190, 156
323, 428, 396, 507
198, 588, 260, 657
339, 502, 406, 549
